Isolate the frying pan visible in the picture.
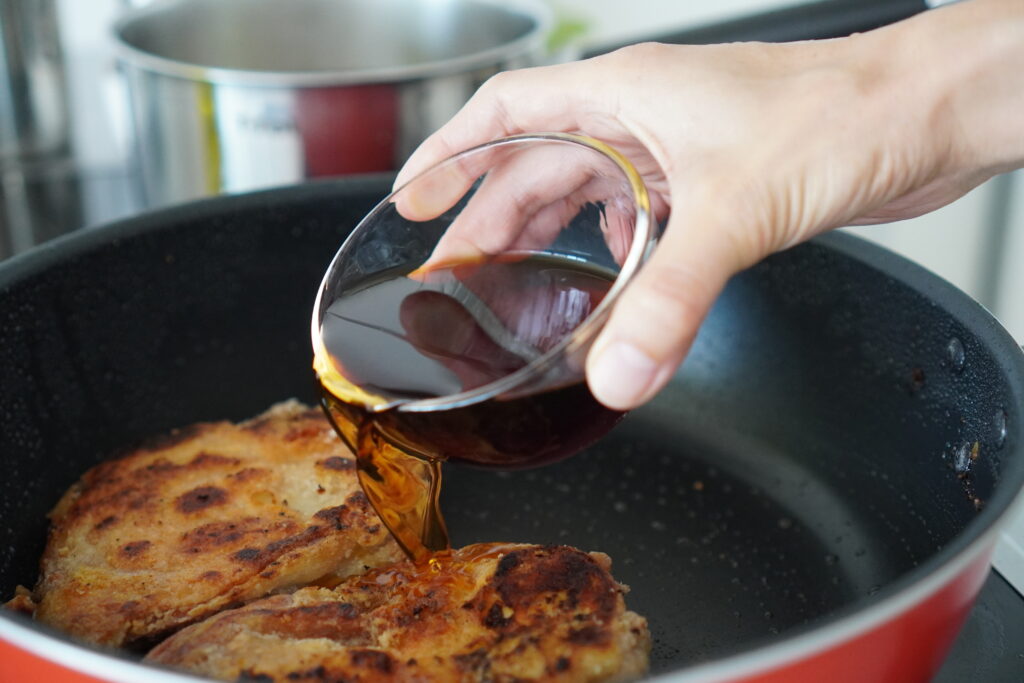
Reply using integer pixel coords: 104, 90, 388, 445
1, 176, 1022, 682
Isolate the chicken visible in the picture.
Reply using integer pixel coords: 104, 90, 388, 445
146, 543, 650, 682
26, 400, 404, 648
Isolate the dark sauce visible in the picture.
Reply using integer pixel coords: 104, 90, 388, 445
315, 253, 623, 562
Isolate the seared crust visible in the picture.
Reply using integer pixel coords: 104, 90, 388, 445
30, 400, 403, 647
147, 543, 651, 682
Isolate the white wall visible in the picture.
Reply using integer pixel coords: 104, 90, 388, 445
994, 172, 1024, 339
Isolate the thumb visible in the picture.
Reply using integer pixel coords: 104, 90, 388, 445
585, 197, 748, 410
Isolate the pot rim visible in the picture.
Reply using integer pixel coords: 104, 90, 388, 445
1, 180, 1023, 680
111, 0, 552, 88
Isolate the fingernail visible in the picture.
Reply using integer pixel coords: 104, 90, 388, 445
588, 341, 658, 410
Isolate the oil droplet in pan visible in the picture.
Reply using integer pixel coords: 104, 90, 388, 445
946, 337, 966, 373
994, 408, 1008, 449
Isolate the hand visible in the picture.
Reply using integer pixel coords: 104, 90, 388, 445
396, 0, 1024, 410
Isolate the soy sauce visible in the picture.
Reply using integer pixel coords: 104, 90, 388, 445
315, 253, 623, 562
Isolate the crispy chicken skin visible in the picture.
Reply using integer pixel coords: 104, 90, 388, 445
26, 400, 403, 647
147, 543, 650, 682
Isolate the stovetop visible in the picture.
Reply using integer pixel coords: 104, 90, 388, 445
936, 572, 1024, 681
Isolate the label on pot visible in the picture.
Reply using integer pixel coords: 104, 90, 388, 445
213, 88, 303, 192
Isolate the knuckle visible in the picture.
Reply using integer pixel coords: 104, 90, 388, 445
480, 69, 515, 93
609, 41, 671, 67
509, 183, 545, 217
468, 72, 517, 122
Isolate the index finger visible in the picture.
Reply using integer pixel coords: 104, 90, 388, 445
393, 60, 597, 190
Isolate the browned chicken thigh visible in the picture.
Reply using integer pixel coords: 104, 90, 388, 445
25, 400, 404, 647
147, 543, 650, 682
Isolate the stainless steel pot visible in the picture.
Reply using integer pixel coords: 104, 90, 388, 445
113, 0, 551, 208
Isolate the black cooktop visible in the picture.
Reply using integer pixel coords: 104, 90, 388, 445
936, 571, 1024, 682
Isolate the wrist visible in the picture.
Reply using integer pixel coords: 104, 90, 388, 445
875, 0, 1024, 177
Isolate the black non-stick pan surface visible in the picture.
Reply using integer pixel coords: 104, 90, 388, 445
1, 177, 1023, 677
